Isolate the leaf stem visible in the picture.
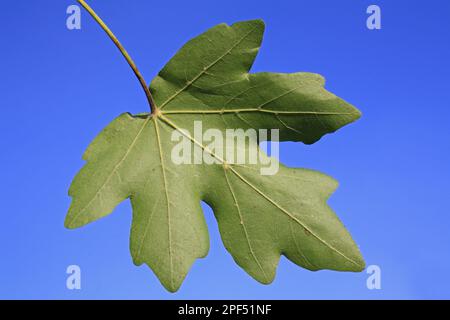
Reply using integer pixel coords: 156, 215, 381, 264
77, 0, 157, 113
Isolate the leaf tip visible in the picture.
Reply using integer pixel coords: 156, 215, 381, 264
165, 284, 181, 293
63, 216, 76, 230
353, 107, 362, 122
64, 207, 84, 230
354, 254, 366, 272
346, 247, 366, 272
160, 274, 184, 293
230, 18, 265, 33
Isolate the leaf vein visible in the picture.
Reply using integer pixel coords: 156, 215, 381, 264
223, 167, 269, 282
154, 118, 174, 289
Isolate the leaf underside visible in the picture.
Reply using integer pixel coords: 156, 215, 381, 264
65, 19, 364, 292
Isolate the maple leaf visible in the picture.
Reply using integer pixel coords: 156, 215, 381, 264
65, 6, 364, 292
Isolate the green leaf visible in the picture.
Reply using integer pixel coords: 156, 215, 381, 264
65, 19, 364, 292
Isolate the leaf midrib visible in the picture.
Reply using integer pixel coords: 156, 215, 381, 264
162, 109, 357, 115
223, 167, 270, 282
153, 117, 174, 290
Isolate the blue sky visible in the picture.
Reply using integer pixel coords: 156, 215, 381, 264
1, 0, 449, 299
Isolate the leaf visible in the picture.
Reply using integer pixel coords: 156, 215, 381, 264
65, 19, 364, 292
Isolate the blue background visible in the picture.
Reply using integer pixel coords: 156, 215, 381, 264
1, 0, 449, 299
